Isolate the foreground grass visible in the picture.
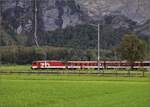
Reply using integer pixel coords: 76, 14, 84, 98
0, 65, 32, 72
0, 74, 150, 107
0, 65, 33, 72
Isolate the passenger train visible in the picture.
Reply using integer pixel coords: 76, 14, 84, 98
31, 60, 150, 70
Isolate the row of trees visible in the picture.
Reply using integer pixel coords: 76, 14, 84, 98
39, 24, 127, 49
0, 33, 149, 66
0, 46, 98, 64
0, 45, 118, 65
116, 33, 149, 69
0, 24, 128, 49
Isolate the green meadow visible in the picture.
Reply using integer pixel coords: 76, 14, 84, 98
0, 74, 150, 107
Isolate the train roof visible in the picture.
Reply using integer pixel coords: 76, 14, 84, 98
67, 60, 150, 63
67, 61, 125, 63
67, 61, 97, 63
32, 60, 64, 62
32, 60, 150, 63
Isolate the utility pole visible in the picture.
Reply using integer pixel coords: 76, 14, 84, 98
88, 23, 102, 73
0, 53, 1, 65
34, 0, 39, 47
97, 23, 100, 73
149, 20, 150, 57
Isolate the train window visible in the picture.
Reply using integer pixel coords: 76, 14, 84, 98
91, 63, 95, 66
133, 63, 138, 66
144, 63, 150, 66
75, 63, 78, 66
95, 63, 98, 66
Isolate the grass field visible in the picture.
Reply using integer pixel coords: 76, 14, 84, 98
0, 65, 33, 72
0, 74, 150, 107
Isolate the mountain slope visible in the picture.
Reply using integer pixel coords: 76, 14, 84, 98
1, 0, 150, 32
0, 0, 149, 50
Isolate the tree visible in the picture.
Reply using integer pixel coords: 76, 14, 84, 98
86, 49, 97, 61
117, 33, 148, 69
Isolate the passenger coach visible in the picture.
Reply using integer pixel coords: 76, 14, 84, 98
31, 60, 150, 69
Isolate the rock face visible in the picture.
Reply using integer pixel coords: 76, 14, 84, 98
76, 0, 150, 22
0, 0, 34, 34
0, 0, 150, 35
41, 0, 83, 31
0, 0, 84, 34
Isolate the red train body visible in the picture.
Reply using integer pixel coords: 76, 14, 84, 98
31, 60, 150, 69
32, 60, 66, 69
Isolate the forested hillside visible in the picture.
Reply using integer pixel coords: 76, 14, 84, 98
0, 0, 150, 64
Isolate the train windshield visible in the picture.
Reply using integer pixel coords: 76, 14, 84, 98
32, 61, 37, 64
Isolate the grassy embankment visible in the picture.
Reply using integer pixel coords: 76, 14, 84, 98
0, 74, 150, 107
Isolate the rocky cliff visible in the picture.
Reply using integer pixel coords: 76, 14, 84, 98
0, 0, 85, 34
1, 0, 150, 33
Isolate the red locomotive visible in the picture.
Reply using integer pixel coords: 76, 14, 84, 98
32, 60, 66, 69
31, 60, 150, 69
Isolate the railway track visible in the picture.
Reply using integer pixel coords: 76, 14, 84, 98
0, 71, 143, 77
